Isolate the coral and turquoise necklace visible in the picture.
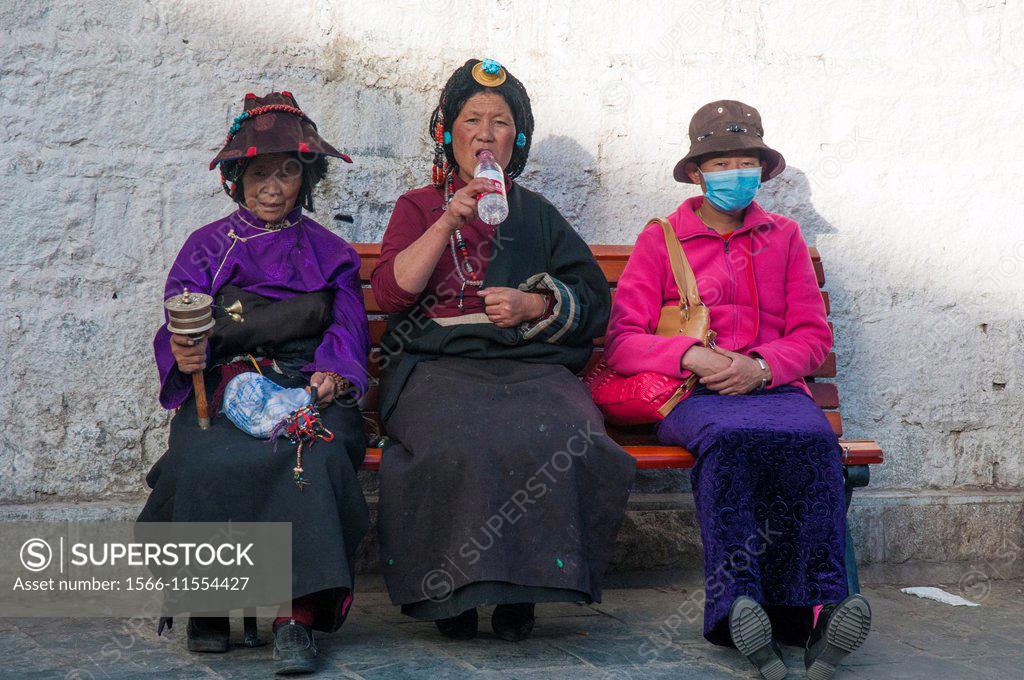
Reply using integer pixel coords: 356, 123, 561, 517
443, 173, 488, 309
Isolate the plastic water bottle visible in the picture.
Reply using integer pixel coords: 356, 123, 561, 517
474, 149, 509, 225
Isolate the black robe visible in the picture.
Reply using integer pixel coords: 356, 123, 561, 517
139, 305, 369, 632
376, 181, 636, 618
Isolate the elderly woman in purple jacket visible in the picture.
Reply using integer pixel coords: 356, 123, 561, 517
138, 91, 370, 675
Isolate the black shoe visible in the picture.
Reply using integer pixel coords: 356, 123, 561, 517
491, 603, 535, 642
273, 619, 318, 675
804, 595, 872, 680
186, 616, 230, 653
435, 608, 479, 640
728, 597, 788, 680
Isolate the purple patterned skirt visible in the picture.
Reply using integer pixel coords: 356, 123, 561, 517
657, 385, 849, 646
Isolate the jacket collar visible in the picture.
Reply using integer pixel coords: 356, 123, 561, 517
669, 195, 773, 241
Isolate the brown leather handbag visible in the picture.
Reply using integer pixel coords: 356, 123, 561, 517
586, 218, 717, 424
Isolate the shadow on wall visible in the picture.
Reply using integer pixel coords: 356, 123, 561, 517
757, 167, 889, 469
519, 134, 601, 240
757, 165, 838, 248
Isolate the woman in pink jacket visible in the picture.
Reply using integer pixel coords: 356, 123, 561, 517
605, 101, 871, 680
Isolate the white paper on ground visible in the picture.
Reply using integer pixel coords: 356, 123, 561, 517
900, 586, 980, 607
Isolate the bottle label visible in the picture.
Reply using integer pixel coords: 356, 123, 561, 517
475, 169, 506, 199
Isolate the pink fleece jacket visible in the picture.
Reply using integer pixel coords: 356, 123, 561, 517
604, 196, 832, 395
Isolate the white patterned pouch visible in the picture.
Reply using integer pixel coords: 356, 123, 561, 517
221, 372, 311, 439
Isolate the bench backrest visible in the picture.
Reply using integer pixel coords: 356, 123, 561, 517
352, 244, 842, 442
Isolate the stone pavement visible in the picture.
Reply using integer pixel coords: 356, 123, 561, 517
2, 578, 1022, 679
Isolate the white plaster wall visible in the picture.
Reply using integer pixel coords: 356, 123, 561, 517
1, 0, 1022, 502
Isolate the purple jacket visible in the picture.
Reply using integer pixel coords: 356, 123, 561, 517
154, 206, 370, 409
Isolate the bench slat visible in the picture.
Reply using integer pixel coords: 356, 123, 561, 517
367, 349, 841, 407
807, 382, 839, 409
825, 411, 843, 437
810, 352, 837, 378
605, 408, 841, 441
360, 438, 882, 472
368, 352, 838, 395
362, 286, 832, 316
355, 244, 826, 288
369, 318, 387, 345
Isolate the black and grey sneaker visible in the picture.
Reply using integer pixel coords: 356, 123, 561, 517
435, 607, 479, 640
728, 596, 788, 680
186, 616, 230, 653
273, 619, 318, 675
491, 603, 535, 642
804, 594, 871, 680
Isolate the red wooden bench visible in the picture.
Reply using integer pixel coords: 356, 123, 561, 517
352, 243, 883, 591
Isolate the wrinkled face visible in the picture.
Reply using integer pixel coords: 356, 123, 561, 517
451, 92, 516, 182
687, 152, 762, 191
241, 153, 302, 223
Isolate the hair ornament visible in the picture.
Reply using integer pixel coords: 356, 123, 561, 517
471, 58, 507, 87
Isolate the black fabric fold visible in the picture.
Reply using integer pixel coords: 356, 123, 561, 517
210, 286, 333, 363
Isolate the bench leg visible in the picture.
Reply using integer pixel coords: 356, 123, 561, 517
842, 465, 870, 596
242, 608, 266, 647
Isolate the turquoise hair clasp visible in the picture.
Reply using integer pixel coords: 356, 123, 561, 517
443, 131, 452, 144
516, 132, 527, 148
472, 58, 508, 87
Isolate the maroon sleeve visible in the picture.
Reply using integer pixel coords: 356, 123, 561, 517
371, 194, 430, 313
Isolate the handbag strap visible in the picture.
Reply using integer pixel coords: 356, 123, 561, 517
649, 217, 702, 309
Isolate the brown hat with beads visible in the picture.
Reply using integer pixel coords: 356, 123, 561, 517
209, 91, 352, 171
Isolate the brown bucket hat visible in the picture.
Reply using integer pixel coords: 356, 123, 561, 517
209, 91, 351, 170
672, 100, 785, 184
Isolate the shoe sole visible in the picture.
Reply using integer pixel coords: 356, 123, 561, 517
493, 623, 534, 642
436, 611, 479, 640
807, 595, 872, 680
274, 652, 317, 675
435, 623, 478, 640
186, 638, 229, 653
729, 597, 788, 680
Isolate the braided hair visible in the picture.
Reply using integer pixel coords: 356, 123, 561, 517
429, 59, 534, 186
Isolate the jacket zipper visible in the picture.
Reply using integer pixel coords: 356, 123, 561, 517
723, 235, 737, 341
678, 220, 767, 349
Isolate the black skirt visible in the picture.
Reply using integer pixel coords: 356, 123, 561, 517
377, 357, 635, 619
137, 366, 369, 632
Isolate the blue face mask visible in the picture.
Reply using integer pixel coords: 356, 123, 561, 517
701, 167, 762, 213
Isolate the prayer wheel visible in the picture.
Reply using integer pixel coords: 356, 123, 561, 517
164, 288, 216, 429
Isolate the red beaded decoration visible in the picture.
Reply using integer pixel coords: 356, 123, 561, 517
431, 106, 450, 187
454, 231, 478, 279
442, 171, 494, 309
281, 399, 335, 491
243, 103, 306, 119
